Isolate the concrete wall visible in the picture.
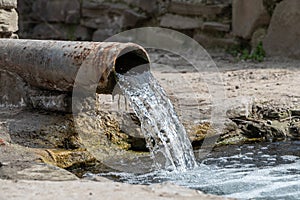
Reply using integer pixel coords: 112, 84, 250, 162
0, 0, 18, 38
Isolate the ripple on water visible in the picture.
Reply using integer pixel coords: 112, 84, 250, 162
97, 142, 300, 200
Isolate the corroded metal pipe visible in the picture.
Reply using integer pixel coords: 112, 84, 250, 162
0, 39, 150, 94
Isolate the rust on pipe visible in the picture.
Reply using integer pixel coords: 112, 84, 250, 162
0, 39, 150, 94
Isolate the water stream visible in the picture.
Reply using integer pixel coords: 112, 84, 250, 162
116, 69, 197, 171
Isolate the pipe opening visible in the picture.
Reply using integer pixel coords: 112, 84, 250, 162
115, 48, 150, 75
101, 48, 150, 94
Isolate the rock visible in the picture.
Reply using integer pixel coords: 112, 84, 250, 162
16, 164, 79, 181
289, 120, 300, 139
32, 0, 80, 24
232, 119, 286, 140
0, 70, 26, 106
202, 21, 230, 32
92, 29, 116, 41
84, 7, 146, 29
194, 33, 239, 48
0, 9, 18, 32
33, 23, 90, 40
263, 0, 300, 59
160, 14, 203, 29
0, 0, 17, 9
39, 149, 96, 169
169, 1, 228, 18
82, 0, 109, 9
9, 33, 18, 39
232, 0, 270, 39
81, 14, 122, 30
124, 0, 157, 13
122, 9, 147, 28
0, 32, 12, 38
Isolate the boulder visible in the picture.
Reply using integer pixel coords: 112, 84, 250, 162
232, 0, 270, 39
0, 0, 17, 9
194, 33, 239, 49
202, 22, 230, 32
0, 9, 18, 32
263, 0, 300, 59
160, 14, 203, 29
169, 1, 228, 18
32, 0, 80, 24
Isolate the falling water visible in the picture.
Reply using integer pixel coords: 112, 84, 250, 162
116, 69, 197, 171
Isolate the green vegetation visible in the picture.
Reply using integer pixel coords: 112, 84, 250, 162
228, 41, 266, 62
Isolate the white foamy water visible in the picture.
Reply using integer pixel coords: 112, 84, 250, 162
99, 149, 300, 199
117, 70, 197, 171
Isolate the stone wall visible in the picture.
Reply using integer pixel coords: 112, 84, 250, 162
0, 0, 18, 38
17, 0, 236, 49
16, 0, 300, 59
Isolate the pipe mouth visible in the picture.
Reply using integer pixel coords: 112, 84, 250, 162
101, 47, 150, 94
115, 47, 150, 75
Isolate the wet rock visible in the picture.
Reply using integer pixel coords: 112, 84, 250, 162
255, 105, 290, 120
39, 149, 96, 169
109, 112, 147, 151
160, 14, 203, 29
263, 0, 300, 59
232, 118, 286, 140
232, 0, 270, 39
289, 120, 300, 140
189, 122, 212, 148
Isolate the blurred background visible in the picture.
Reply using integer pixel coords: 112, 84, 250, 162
1, 0, 299, 60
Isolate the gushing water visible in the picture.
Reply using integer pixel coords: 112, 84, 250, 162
117, 70, 197, 171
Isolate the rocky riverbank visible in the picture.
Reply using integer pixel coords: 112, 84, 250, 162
0, 55, 299, 199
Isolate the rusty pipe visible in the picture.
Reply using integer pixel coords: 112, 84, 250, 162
0, 39, 150, 94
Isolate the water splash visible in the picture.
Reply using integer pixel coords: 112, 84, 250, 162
117, 70, 197, 171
